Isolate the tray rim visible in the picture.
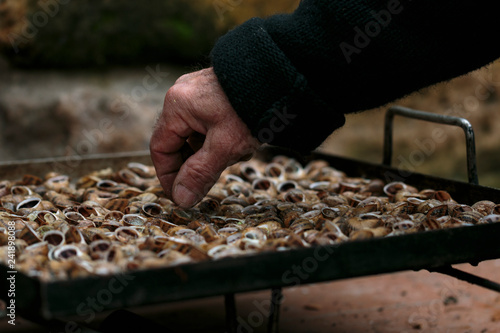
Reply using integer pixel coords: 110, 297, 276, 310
1, 148, 499, 319
2, 222, 500, 319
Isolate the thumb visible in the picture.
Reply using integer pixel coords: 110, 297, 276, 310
171, 148, 227, 208
172, 127, 258, 208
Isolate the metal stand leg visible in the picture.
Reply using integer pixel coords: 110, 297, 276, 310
431, 265, 500, 293
267, 288, 283, 333
225, 293, 237, 333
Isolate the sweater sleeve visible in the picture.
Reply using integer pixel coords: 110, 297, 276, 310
210, 0, 500, 153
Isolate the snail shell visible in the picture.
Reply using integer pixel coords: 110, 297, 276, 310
207, 244, 245, 259
479, 214, 500, 224
24, 241, 50, 257
289, 218, 314, 234
65, 226, 86, 244
383, 182, 407, 200
52, 244, 86, 261
157, 249, 193, 265
115, 226, 141, 243
83, 189, 117, 206
239, 162, 262, 181
44, 175, 70, 192
11, 185, 33, 196
64, 211, 87, 225
104, 210, 124, 222
350, 229, 375, 240
82, 227, 109, 243
127, 162, 156, 178
242, 227, 267, 241
103, 198, 130, 212
16, 197, 42, 213
283, 189, 306, 203
18, 223, 41, 245
198, 224, 219, 242
197, 198, 220, 215
471, 200, 496, 216
264, 163, 286, 180
122, 214, 147, 227
433, 190, 453, 202
426, 204, 448, 219
78, 202, 108, 217
422, 218, 441, 231
43, 230, 66, 247
457, 211, 484, 224
89, 239, 113, 260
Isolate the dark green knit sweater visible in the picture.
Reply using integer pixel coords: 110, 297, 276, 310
211, 0, 500, 153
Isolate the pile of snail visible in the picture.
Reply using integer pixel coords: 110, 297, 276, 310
0, 156, 499, 281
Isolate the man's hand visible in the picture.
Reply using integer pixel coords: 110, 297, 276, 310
150, 67, 261, 208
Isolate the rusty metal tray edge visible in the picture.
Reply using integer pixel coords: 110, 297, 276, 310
0, 150, 153, 180
1, 148, 499, 319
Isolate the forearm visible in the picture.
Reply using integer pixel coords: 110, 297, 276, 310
211, 0, 500, 151
211, 15, 342, 153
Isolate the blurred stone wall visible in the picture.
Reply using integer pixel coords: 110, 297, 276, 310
0, 65, 186, 161
0, 0, 300, 164
320, 60, 500, 187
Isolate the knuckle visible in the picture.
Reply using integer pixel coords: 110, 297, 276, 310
149, 138, 160, 153
174, 72, 194, 84
164, 84, 196, 112
190, 162, 219, 184
164, 85, 183, 101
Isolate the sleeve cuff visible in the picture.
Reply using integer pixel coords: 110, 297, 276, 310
211, 17, 345, 153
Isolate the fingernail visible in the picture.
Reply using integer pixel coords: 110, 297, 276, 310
174, 184, 199, 208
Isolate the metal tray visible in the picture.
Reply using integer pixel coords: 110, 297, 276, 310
1, 106, 499, 331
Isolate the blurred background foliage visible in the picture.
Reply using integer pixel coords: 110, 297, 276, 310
0, 0, 300, 68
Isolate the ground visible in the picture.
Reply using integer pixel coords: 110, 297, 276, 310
1, 260, 500, 332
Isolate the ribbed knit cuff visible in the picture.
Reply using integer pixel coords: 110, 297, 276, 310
211, 18, 345, 154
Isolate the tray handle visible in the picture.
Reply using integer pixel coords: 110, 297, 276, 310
383, 105, 478, 185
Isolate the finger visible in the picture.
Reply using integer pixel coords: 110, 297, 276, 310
153, 142, 194, 200
172, 147, 229, 208
150, 101, 194, 198
150, 144, 184, 199
172, 127, 256, 208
